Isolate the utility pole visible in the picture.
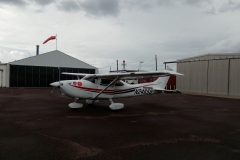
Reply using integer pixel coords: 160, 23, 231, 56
139, 61, 143, 71
117, 60, 118, 72
155, 55, 157, 71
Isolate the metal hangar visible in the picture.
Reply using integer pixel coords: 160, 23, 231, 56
0, 50, 98, 87
176, 53, 240, 97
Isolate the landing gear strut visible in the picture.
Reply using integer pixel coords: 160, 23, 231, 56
86, 99, 99, 105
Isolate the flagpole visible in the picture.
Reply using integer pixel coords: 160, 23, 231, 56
56, 34, 57, 50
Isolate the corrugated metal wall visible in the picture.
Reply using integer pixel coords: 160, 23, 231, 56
177, 58, 240, 96
177, 61, 208, 93
207, 60, 228, 95
229, 59, 240, 96
177, 62, 190, 92
0, 64, 7, 87
189, 61, 208, 93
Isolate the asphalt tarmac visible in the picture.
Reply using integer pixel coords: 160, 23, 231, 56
0, 88, 240, 160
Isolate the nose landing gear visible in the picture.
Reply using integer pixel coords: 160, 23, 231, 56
68, 98, 83, 109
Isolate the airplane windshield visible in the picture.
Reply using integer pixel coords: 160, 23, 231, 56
115, 80, 124, 86
83, 75, 96, 83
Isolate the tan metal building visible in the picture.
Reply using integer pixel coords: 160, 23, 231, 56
176, 53, 240, 97
0, 63, 7, 87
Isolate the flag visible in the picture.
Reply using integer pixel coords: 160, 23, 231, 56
43, 36, 56, 44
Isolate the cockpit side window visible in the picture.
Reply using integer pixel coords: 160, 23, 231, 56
100, 79, 112, 86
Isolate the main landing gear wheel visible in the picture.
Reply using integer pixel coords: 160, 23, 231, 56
109, 98, 124, 110
69, 102, 83, 109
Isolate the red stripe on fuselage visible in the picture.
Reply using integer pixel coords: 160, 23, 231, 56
71, 84, 154, 93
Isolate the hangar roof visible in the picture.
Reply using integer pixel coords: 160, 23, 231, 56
177, 53, 240, 62
8, 50, 97, 69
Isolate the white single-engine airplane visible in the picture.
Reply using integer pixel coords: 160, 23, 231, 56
50, 70, 183, 110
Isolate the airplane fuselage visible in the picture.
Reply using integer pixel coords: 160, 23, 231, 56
57, 79, 160, 100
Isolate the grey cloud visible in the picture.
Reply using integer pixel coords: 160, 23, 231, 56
0, 0, 27, 6
57, 0, 119, 17
204, 7, 216, 15
156, 0, 175, 6
159, 38, 208, 54
32, 0, 55, 6
123, 0, 155, 10
123, 0, 175, 11
0, 0, 55, 7
122, 0, 214, 12
81, 0, 119, 17
206, 36, 240, 53
219, 0, 240, 13
183, 0, 212, 7
57, 0, 80, 12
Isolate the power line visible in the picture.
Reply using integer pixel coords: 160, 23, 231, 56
98, 62, 116, 69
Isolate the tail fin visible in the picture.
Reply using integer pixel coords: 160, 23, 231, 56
153, 76, 170, 89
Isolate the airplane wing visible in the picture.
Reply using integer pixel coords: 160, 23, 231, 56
62, 70, 183, 79
62, 73, 88, 77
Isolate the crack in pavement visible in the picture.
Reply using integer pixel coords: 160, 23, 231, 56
120, 135, 221, 149
65, 111, 175, 120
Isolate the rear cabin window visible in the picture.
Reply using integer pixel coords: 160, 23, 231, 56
100, 79, 112, 86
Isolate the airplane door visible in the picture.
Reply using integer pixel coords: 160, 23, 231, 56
97, 78, 115, 99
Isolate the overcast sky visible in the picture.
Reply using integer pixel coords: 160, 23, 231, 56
1, 0, 240, 73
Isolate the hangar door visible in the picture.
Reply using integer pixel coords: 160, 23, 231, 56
0, 70, 2, 87
10, 65, 95, 87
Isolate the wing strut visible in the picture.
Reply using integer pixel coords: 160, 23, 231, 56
91, 76, 119, 101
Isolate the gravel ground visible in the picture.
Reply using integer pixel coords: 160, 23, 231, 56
0, 88, 240, 160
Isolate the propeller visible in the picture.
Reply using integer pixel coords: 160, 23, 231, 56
50, 67, 61, 93
50, 82, 60, 93
51, 87, 56, 93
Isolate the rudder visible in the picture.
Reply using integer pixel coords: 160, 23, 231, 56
153, 76, 170, 89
